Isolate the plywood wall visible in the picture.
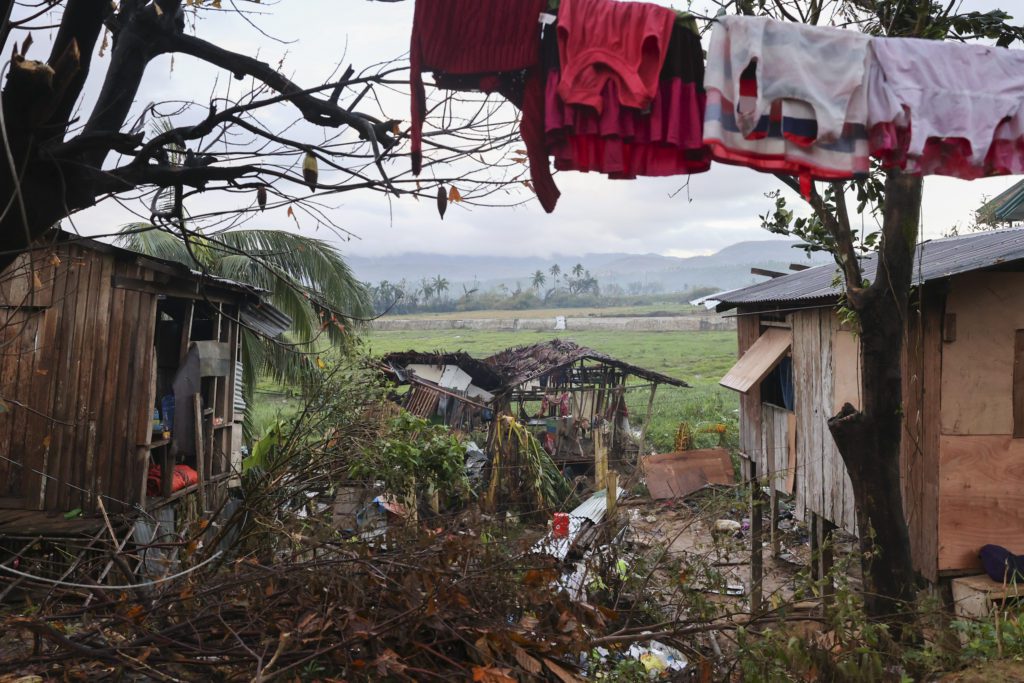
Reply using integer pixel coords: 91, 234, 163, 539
938, 435, 1024, 572
937, 272, 1024, 573
0, 245, 158, 514
941, 272, 1024, 435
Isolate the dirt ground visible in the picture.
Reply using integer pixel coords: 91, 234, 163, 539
621, 490, 817, 607
939, 659, 1024, 682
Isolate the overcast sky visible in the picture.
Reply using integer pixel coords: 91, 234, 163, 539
57, 0, 1022, 258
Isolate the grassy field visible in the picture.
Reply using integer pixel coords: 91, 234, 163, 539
364, 328, 739, 453
385, 303, 701, 320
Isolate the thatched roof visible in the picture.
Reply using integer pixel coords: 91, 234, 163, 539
379, 350, 504, 391
484, 339, 689, 389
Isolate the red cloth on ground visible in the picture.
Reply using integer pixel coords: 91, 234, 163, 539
409, 0, 559, 213
556, 0, 676, 113
147, 464, 200, 496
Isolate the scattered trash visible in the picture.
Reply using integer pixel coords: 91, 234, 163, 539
626, 640, 689, 676
645, 514, 658, 523
552, 512, 570, 538
533, 487, 624, 560
464, 441, 489, 488
714, 519, 742, 533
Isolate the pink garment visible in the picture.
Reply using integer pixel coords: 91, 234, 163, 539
867, 37, 1024, 177
546, 73, 711, 178
556, 0, 676, 114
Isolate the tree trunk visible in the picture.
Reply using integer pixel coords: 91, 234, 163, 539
828, 171, 922, 627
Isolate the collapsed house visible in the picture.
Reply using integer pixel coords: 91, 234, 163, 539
716, 228, 1024, 580
0, 233, 289, 543
381, 339, 689, 467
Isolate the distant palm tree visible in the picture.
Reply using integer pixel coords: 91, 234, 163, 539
572, 263, 585, 278
432, 274, 450, 301
116, 224, 371, 396
549, 264, 561, 282
420, 278, 435, 302
531, 270, 546, 290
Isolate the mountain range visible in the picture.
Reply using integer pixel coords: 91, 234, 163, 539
346, 239, 834, 294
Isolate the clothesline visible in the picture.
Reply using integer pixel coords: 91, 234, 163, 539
409, 1, 1024, 212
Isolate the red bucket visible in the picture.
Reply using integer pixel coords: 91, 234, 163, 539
552, 512, 570, 538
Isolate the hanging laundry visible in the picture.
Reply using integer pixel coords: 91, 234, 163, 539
556, 0, 676, 113
409, 0, 560, 212
703, 16, 872, 193
867, 37, 1024, 179
546, 15, 711, 178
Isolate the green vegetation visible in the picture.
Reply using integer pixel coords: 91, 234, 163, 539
364, 328, 739, 454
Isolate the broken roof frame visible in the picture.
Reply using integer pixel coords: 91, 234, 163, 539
485, 339, 690, 394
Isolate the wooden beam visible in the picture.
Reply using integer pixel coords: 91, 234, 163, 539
751, 267, 786, 279
750, 459, 765, 611
1015, 330, 1024, 439
943, 313, 957, 343
111, 275, 236, 303
193, 393, 206, 511
789, 263, 810, 271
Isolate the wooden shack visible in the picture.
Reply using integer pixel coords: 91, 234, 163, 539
382, 340, 689, 467
486, 340, 690, 464
0, 233, 289, 537
378, 350, 504, 431
716, 228, 1024, 581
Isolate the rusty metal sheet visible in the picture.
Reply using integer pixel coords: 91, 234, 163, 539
641, 448, 734, 499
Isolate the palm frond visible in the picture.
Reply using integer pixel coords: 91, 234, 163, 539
115, 223, 197, 266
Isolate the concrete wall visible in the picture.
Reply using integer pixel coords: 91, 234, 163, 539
371, 315, 735, 333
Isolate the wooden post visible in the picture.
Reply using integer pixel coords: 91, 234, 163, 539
594, 429, 607, 490
161, 447, 173, 498
178, 301, 194, 366
193, 393, 206, 510
606, 471, 618, 520
637, 383, 658, 455
819, 517, 835, 609
810, 512, 821, 581
750, 460, 764, 612
769, 483, 781, 559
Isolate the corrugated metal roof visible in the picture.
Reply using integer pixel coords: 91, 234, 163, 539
977, 180, 1024, 224
716, 227, 1024, 310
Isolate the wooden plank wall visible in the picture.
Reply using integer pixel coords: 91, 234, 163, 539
792, 308, 856, 533
736, 313, 760, 480
900, 286, 942, 583
761, 404, 790, 493
0, 245, 158, 515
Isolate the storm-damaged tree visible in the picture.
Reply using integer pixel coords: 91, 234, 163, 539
0, 0, 530, 276
751, 0, 1024, 625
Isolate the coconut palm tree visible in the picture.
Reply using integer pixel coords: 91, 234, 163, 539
116, 224, 372, 398
432, 274, 450, 302
572, 262, 585, 278
549, 263, 561, 283
531, 270, 546, 290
